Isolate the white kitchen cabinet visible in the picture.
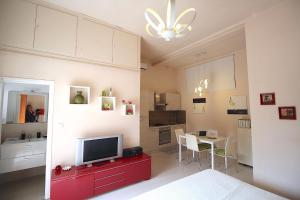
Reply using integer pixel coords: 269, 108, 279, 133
0, 0, 36, 49
166, 93, 181, 110
113, 30, 139, 69
0, 139, 47, 173
77, 18, 113, 63
237, 128, 253, 166
34, 6, 77, 56
0, 154, 45, 174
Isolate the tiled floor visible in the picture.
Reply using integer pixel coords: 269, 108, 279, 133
0, 149, 252, 200
0, 174, 45, 200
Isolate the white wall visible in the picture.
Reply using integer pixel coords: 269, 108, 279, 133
177, 49, 250, 139
0, 50, 140, 167
245, 0, 300, 199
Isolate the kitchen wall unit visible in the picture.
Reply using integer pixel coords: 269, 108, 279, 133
113, 30, 139, 69
165, 93, 181, 111
76, 18, 113, 63
0, 0, 36, 49
34, 6, 77, 56
0, 0, 140, 70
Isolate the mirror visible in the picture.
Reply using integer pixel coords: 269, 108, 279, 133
5, 92, 48, 124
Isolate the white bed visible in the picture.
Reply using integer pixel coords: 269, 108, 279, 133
132, 169, 286, 200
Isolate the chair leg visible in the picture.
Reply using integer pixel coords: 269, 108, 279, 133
225, 156, 228, 169
198, 152, 201, 167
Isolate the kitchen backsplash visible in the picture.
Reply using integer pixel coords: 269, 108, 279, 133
149, 110, 186, 126
1, 122, 47, 142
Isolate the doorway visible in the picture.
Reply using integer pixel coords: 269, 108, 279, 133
0, 77, 54, 199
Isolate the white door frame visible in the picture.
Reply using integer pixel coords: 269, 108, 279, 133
0, 77, 54, 199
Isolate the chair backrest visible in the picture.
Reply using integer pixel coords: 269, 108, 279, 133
185, 134, 199, 152
174, 129, 186, 145
199, 130, 207, 136
207, 129, 218, 137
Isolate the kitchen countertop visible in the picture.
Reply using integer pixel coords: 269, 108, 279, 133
2, 138, 47, 145
149, 124, 186, 128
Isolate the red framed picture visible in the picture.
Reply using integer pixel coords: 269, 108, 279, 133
260, 93, 275, 105
278, 106, 296, 120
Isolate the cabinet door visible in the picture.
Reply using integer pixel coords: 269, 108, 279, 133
113, 30, 139, 69
34, 6, 77, 56
76, 18, 113, 63
0, 154, 45, 173
51, 174, 94, 200
166, 93, 181, 110
0, 0, 36, 48
1, 143, 32, 159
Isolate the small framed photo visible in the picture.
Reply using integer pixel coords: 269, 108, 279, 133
278, 106, 296, 120
260, 93, 275, 105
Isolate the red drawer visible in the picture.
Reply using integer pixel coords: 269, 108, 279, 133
94, 166, 126, 179
94, 171, 126, 188
94, 179, 126, 195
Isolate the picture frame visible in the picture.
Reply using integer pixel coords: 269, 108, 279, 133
260, 93, 275, 105
278, 106, 296, 120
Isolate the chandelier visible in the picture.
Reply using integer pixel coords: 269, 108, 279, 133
194, 79, 208, 97
144, 0, 196, 41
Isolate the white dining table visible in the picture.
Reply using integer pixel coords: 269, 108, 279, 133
178, 133, 226, 170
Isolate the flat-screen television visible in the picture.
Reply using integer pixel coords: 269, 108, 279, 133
75, 134, 123, 166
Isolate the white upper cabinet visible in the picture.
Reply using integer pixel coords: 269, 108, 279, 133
113, 30, 139, 69
34, 6, 77, 56
77, 18, 113, 63
166, 93, 181, 111
0, 0, 36, 49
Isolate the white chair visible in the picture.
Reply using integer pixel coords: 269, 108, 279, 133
214, 136, 236, 170
175, 129, 186, 147
175, 129, 188, 160
185, 134, 210, 165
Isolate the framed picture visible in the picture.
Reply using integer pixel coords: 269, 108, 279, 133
278, 106, 296, 120
260, 93, 275, 105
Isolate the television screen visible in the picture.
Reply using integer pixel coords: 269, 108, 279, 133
83, 137, 118, 162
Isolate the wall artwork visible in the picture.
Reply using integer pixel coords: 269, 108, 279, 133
227, 96, 248, 115
193, 98, 206, 114
278, 106, 296, 120
260, 93, 275, 105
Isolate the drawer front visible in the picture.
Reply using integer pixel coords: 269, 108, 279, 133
0, 154, 45, 173
94, 171, 126, 188
94, 166, 126, 179
32, 141, 47, 155
1, 143, 32, 159
94, 179, 126, 196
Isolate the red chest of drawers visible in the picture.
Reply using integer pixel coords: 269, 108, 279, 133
51, 154, 151, 200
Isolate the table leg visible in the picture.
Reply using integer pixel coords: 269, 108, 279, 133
211, 143, 214, 170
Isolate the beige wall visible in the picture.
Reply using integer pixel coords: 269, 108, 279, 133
177, 49, 250, 139
0, 50, 140, 167
245, 0, 300, 199
141, 65, 178, 93
140, 65, 180, 152
1, 122, 47, 142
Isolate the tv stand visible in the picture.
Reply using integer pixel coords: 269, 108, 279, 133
51, 154, 151, 200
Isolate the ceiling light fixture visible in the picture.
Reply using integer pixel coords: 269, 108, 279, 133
144, 0, 196, 41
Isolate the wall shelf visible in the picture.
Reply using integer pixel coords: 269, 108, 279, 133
98, 96, 116, 111
69, 86, 90, 104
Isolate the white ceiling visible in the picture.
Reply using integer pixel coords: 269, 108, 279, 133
45, 0, 282, 64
